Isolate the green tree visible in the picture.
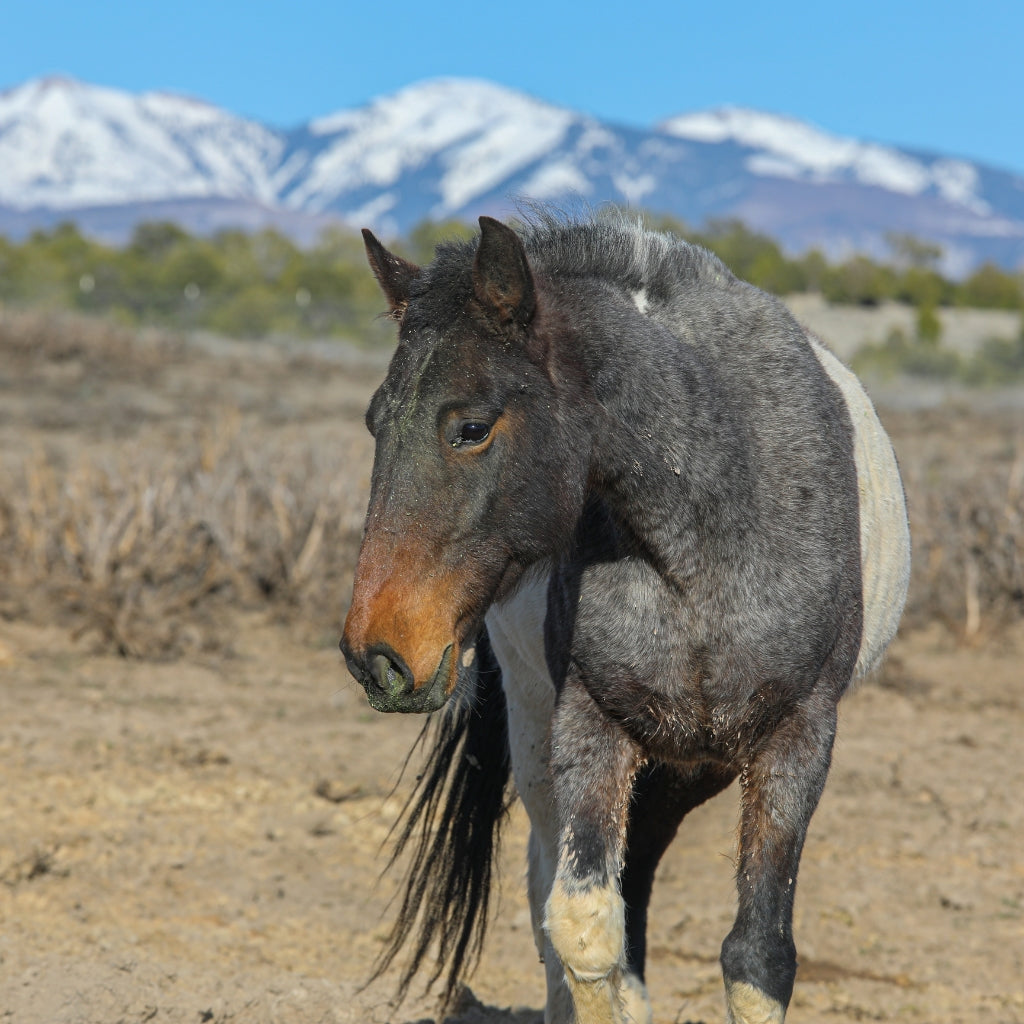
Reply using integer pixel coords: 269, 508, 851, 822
916, 303, 942, 345
639, 212, 691, 237
885, 232, 943, 271
129, 221, 189, 259
161, 242, 224, 294
693, 220, 805, 293
208, 284, 282, 338
957, 262, 1024, 310
797, 249, 829, 293
821, 256, 896, 306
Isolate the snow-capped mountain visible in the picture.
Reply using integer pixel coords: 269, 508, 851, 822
2, 75, 1023, 274
662, 107, 987, 208
280, 79, 578, 217
0, 76, 283, 208
272, 79, 702, 236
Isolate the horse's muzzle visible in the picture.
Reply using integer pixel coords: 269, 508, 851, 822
341, 639, 454, 714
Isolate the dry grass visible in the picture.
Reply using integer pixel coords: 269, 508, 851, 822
901, 440, 1024, 640
0, 304, 185, 379
0, 425, 368, 657
1, 307, 1021, 658
1, 306, 375, 657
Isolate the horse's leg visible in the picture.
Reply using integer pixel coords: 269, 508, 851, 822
545, 674, 641, 1024
505, 676, 574, 1024
511, 704, 736, 1024
720, 691, 838, 1024
619, 762, 736, 1022
487, 592, 573, 1024
526, 827, 576, 1023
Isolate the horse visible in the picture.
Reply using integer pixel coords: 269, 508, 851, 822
340, 210, 911, 1024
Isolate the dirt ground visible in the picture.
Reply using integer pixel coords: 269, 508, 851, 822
1, 309, 1022, 1024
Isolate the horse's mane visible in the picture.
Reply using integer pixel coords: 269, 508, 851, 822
519, 206, 736, 298
413, 206, 743, 332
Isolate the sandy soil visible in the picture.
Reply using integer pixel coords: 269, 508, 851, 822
1, 314, 1022, 1024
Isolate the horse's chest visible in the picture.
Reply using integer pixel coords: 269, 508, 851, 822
583, 663, 768, 766
487, 560, 830, 774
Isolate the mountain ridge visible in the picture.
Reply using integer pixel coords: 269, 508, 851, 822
2, 75, 1022, 275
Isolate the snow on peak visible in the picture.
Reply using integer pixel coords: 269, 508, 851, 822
289, 78, 576, 214
309, 77, 567, 137
0, 76, 283, 209
661, 106, 835, 149
660, 106, 987, 211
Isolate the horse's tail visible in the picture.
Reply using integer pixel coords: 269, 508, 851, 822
369, 626, 513, 1006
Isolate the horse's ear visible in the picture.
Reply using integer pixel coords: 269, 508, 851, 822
362, 228, 420, 319
473, 216, 536, 326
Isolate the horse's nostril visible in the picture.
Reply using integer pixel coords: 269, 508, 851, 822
372, 653, 396, 691
370, 650, 413, 696
340, 637, 417, 704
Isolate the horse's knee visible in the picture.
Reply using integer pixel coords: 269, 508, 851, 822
544, 878, 625, 983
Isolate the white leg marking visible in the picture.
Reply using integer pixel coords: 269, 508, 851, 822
545, 876, 627, 1024
725, 980, 786, 1024
545, 877, 626, 984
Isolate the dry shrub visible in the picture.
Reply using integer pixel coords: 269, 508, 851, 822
2, 304, 1021, 657
0, 306, 184, 380
902, 446, 1024, 639
0, 420, 370, 658
6, 437, 1021, 657
3, 423, 1022, 657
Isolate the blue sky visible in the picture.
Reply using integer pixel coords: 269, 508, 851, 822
3, 0, 1022, 173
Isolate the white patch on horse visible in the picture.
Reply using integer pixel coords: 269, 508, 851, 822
725, 979, 786, 1024
545, 876, 628, 1024
809, 337, 911, 678
486, 577, 569, 1016
545, 876, 626, 982
631, 288, 650, 315
485, 577, 554, 840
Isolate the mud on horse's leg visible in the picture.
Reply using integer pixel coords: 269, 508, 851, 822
721, 691, 838, 1024
544, 676, 640, 1024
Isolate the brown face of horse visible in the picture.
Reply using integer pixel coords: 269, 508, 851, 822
341, 515, 484, 713
341, 217, 590, 713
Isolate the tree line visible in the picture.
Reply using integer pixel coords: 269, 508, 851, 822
1, 217, 1021, 342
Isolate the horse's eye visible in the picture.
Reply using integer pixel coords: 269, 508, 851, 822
452, 421, 491, 448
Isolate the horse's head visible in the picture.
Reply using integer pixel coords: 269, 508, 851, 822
341, 216, 591, 713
